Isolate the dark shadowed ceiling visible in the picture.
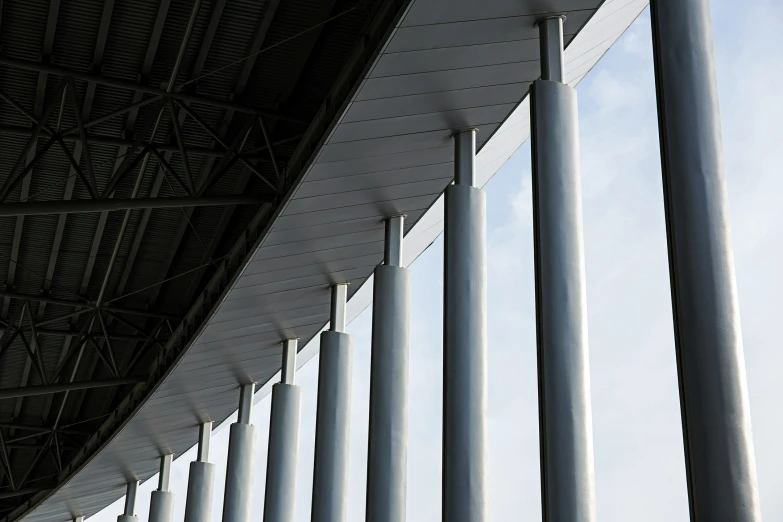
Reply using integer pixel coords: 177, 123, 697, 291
0, 0, 388, 515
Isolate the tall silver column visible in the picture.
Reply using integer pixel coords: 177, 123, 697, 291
222, 384, 257, 522
443, 129, 488, 522
185, 423, 216, 522
531, 16, 596, 522
117, 481, 139, 522
149, 454, 175, 522
365, 216, 410, 522
650, 1, 761, 519
263, 339, 302, 522
311, 284, 353, 522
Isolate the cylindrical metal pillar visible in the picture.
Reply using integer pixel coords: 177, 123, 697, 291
531, 16, 596, 522
650, 1, 761, 520
222, 384, 258, 522
118, 481, 140, 522
443, 129, 488, 522
263, 339, 302, 522
149, 454, 175, 522
311, 284, 353, 522
185, 423, 216, 522
365, 216, 410, 522
149, 491, 175, 522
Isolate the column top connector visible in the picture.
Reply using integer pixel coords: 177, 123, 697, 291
451, 127, 479, 138
383, 215, 405, 266
330, 281, 351, 287
237, 382, 256, 424
534, 14, 567, 27
281, 338, 298, 384
382, 213, 407, 222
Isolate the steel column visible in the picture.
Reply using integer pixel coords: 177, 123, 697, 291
311, 284, 353, 522
185, 423, 216, 522
149, 454, 175, 522
263, 339, 302, 522
222, 384, 258, 522
650, 1, 761, 520
443, 129, 488, 522
117, 480, 139, 522
365, 216, 410, 522
531, 17, 596, 522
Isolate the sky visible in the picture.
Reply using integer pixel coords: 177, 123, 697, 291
90, 1, 783, 521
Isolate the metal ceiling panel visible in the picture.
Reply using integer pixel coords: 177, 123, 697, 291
371, 40, 542, 77
18, 0, 649, 520
386, 11, 592, 52
341, 83, 530, 123
269, 193, 439, 231
304, 146, 454, 181
329, 104, 517, 143
356, 62, 540, 100
400, 0, 595, 24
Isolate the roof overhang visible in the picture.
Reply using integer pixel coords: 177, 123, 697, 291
12, 0, 649, 520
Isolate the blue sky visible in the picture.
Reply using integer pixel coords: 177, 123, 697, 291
91, 1, 783, 520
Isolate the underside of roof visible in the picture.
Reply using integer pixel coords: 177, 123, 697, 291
0, 0, 650, 520
0, 0, 391, 516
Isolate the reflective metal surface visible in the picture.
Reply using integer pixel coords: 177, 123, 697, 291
17, 1, 648, 520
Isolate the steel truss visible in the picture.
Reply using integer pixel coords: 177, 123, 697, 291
0, 0, 291, 500
0, 0, 377, 513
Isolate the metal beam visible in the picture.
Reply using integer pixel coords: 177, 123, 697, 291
2, 325, 150, 341
0, 488, 41, 500
0, 290, 174, 320
109, 0, 235, 384
57, 0, 173, 427
74, 0, 199, 426
0, 378, 142, 400
0, 195, 265, 217
0, 80, 65, 202
175, 101, 275, 190
0, 55, 303, 122
0, 125, 297, 159
0, 423, 50, 433
148, 146, 195, 196
3, 2, 64, 482
168, 99, 195, 194
125, 0, 285, 385
0, 427, 15, 491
